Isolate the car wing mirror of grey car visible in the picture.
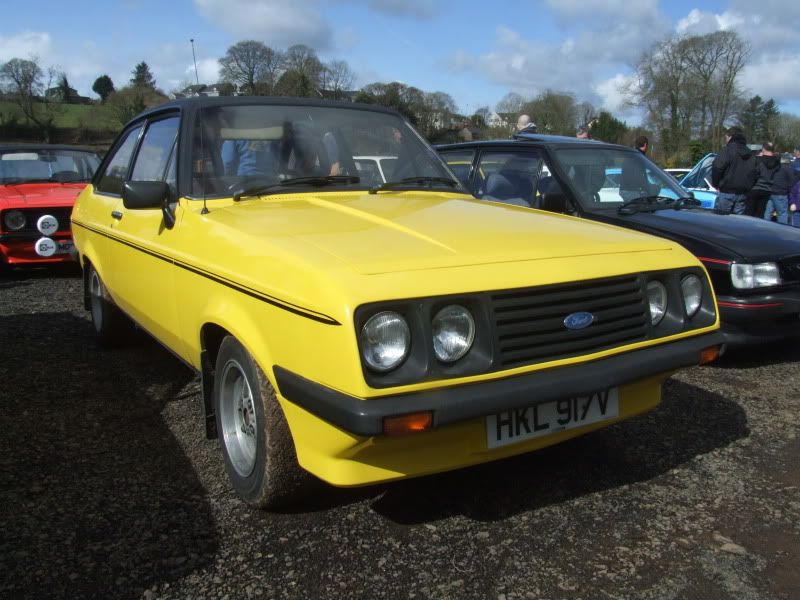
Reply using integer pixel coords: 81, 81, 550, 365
122, 181, 176, 229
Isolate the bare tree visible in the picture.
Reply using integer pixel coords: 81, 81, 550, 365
628, 31, 750, 157
495, 92, 524, 128
0, 57, 62, 141
275, 45, 323, 97
521, 90, 579, 136
219, 40, 284, 95
706, 31, 749, 147
319, 59, 355, 100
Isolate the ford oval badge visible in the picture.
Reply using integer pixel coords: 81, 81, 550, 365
563, 311, 595, 330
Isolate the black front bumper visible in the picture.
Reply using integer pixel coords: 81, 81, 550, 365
718, 291, 800, 346
274, 331, 723, 436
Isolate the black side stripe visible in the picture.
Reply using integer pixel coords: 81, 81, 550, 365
72, 219, 341, 325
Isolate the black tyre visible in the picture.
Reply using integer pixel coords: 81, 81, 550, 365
86, 262, 131, 347
214, 336, 309, 508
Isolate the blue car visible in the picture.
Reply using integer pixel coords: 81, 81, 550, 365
679, 153, 717, 209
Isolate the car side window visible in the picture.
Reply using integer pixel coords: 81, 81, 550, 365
440, 150, 475, 187
131, 116, 180, 182
96, 125, 143, 195
473, 151, 542, 208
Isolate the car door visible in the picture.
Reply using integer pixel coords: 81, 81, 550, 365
106, 113, 185, 355
77, 123, 144, 281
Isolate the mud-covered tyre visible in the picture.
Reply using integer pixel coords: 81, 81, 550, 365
214, 335, 310, 509
86, 262, 131, 347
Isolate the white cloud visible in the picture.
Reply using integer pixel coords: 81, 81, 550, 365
194, 0, 332, 49
447, 14, 668, 106
0, 31, 52, 62
740, 54, 800, 104
594, 73, 634, 114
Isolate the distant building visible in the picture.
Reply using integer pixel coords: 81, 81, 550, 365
44, 86, 91, 104
174, 82, 236, 99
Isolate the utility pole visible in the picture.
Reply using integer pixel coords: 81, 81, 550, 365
190, 38, 200, 85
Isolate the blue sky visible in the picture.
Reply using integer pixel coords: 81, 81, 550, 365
2, 0, 799, 119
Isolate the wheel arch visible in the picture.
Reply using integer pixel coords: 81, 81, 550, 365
198, 318, 279, 439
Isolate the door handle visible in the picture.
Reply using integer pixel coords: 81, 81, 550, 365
111, 211, 123, 220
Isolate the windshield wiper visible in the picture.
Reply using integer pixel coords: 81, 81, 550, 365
369, 176, 459, 194
232, 175, 360, 201
617, 195, 690, 215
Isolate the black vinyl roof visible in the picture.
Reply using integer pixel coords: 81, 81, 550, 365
132, 95, 401, 124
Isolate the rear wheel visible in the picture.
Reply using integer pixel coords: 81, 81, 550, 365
86, 263, 131, 347
214, 336, 309, 508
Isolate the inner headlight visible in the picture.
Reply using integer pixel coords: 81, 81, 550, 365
731, 262, 780, 289
360, 311, 410, 372
432, 304, 475, 362
3, 210, 26, 231
646, 280, 668, 325
681, 274, 703, 317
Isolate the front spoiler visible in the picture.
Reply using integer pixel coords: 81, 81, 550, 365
274, 331, 723, 436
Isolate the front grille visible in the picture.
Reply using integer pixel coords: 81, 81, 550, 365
491, 275, 649, 368
4, 207, 73, 234
779, 256, 800, 283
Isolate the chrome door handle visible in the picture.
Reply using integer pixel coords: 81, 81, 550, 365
111, 211, 123, 220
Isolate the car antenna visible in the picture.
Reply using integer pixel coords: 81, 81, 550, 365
199, 104, 209, 214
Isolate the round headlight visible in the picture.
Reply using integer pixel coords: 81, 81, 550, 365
360, 311, 410, 372
432, 304, 475, 363
4, 210, 26, 231
681, 274, 703, 317
646, 280, 668, 325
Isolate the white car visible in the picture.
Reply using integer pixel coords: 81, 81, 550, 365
352, 155, 398, 185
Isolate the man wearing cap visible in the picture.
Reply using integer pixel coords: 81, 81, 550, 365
711, 126, 757, 214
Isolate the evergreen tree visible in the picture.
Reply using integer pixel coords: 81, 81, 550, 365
130, 61, 156, 90
92, 74, 115, 102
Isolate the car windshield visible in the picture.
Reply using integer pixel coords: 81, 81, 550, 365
0, 149, 101, 184
554, 148, 690, 212
190, 104, 458, 198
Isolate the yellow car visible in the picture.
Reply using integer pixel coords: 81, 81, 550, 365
72, 97, 722, 508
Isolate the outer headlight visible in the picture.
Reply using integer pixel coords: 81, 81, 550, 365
646, 280, 668, 325
3, 210, 26, 231
360, 311, 410, 372
681, 274, 703, 317
432, 304, 475, 362
731, 262, 780, 289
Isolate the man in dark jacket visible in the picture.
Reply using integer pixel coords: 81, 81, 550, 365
766, 152, 800, 223
712, 126, 757, 214
747, 142, 780, 217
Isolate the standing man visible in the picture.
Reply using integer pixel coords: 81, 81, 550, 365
747, 142, 780, 218
635, 135, 648, 155
515, 114, 537, 134
711, 126, 757, 214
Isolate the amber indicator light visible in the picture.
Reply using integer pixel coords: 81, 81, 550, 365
383, 412, 433, 436
699, 345, 721, 365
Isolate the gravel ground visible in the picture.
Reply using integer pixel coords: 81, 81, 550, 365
1, 267, 798, 600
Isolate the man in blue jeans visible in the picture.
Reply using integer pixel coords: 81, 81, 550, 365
711, 126, 757, 214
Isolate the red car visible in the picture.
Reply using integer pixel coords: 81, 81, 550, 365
0, 144, 101, 269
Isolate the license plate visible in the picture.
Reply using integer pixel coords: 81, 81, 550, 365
486, 389, 619, 449
56, 240, 74, 254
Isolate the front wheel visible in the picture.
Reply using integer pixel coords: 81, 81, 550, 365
86, 263, 131, 347
214, 336, 309, 508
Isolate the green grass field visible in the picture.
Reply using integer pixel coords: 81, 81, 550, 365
0, 100, 119, 130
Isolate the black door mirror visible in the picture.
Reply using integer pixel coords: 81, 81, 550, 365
122, 180, 176, 229
122, 181, 168, 209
